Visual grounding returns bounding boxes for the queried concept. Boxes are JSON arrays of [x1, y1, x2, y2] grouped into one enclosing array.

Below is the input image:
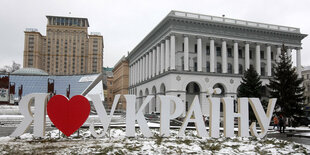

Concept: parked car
[[144, 113, 160, 122]]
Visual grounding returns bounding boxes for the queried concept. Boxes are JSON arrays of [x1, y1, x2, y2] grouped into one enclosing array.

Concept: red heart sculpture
[[47, 95, 90, 137]]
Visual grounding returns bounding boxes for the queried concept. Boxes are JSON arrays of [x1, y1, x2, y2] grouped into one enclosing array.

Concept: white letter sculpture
[[222, 97, 249, 137], [159, 95, 184, 137], [178, 96, 208, 137], [89, 94, 120, 138], [208, 97, 221, 138], [10, 93, 49, 138], [249, 98, 277, 138], [124, 95, 153, 137]]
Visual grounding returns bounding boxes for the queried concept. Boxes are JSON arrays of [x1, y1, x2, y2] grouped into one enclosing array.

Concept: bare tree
[[0, 61, 21, 73]]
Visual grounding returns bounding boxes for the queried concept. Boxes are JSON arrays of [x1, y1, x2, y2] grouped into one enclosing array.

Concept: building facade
[[103, 67, 114, 108], [106, 76, 114, 108], [112, 56, 129, 110], [302, 66, 310, 114], [23, 16, 103, 75], [127, 11, 307, 116]]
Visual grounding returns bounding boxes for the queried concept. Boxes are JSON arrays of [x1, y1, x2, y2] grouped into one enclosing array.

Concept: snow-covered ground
[[0, 128, 309, 154]]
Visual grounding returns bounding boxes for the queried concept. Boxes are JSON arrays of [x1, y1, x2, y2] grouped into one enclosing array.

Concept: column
[[132, 66, 134, 85], [287, 48, 291, 57], [130, 66, 132, 86], [146, 54, 149, 80], [210, 38, 215, 72], [197, 37, 202, 72], [137, 62, 139, 83], [135, 61, 137, 83], [266, 45, 271, 76], [152, 49, 156, 77], [165, 38, 170, 71], [233, 41, 239, 74], [296, 48, 302, 78], [276, 46, 281, 63], [170, 35, 176, 70], [184, 35, 189, 71], [133, 63, 136, 85], [140, 59, 143, 82], [255, 44, 261, 75], [131, 64, 133, 85], [245, 43, 250, 70], [129, 66, 131, 86], [156, 45, 160, 75], [222, 40, 227, 73], [142, 56, 145, 81], [137, 60, 140, 83], [160, 42, 165, 73], [149, 51, 152, 79]]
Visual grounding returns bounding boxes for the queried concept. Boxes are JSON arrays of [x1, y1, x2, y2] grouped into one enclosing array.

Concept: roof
[[46, 15, 89, 27], [9, 74, 102, 99], [113, 56, 127, 70], [12, 68, 48, 76], [169, 10, 301, 33], [302, 66, 310, 71], [127, 10, 307, 62], [103, 67, 114, 71]]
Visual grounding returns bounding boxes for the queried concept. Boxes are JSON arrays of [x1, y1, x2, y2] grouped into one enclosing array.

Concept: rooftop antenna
[[222, 14, 225, 18]]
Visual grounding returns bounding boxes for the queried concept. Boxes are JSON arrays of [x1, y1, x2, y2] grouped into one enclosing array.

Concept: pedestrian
[[279, 115, 285, 133], [273, 115, 279, 130]]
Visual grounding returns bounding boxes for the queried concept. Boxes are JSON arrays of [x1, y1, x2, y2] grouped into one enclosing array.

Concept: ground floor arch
[[185, 82, 201, 112]]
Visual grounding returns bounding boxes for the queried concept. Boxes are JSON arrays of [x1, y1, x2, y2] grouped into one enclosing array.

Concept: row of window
[[180, 61, 272, 76], [50, 17, 86, 27], [182, 44, 274, 60]]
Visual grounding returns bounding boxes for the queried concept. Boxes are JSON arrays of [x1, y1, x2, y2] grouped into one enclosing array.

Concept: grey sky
[[1, 0, 309, 69]]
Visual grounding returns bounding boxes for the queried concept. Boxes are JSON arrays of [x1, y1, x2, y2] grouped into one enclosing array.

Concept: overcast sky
[[1, 0, 310, 69]]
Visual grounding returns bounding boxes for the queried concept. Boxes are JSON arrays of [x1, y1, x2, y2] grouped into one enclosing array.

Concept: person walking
[[279, 115, 285, 133], [273, 115, 279, 130]]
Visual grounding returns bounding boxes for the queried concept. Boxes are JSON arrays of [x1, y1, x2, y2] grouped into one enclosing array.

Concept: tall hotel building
[[23, 16, 103, 75], [127, 11, 307, 115]]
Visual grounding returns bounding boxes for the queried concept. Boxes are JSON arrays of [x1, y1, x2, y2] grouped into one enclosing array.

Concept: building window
[[216, 47, 221, 56], [206, 46, 210, 55], [261, 51, 265, 59], [228, 63, 233, 74], [217, 63, 222, 73], [206, 61, 210, 72], [181, 57, 184, 70], [239, 64, 243, 74], [250, 50, 253, 59], [227, 48, 232, 57], [261, 67, 265, 76], [307, 74, 309, 79], [194, 44, 197, 53], [238, 49, 242, 58], [194, 62, 197, 71], [271, 51, 274, 60], [182, 43, 184, 51]]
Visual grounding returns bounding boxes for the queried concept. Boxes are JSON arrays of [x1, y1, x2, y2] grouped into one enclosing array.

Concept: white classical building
[[127, 11, 307, 116]]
